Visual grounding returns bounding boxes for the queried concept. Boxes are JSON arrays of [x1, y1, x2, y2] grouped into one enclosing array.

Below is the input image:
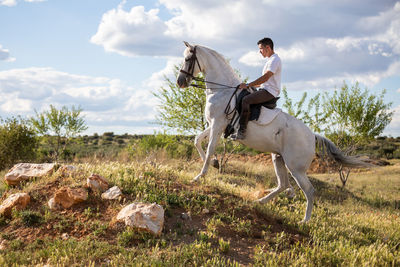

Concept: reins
[[190, 77, 238, 90], [179, 45, 238, 90], [179, 45, 242, 136]]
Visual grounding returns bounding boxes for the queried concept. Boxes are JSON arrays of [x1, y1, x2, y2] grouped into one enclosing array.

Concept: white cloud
[[160, 0, 255, 41], [383, 104, 400, 137], [239, 51, 263, 67], [92, 1, 400, 86], [0, 45, 15, 62], [0, 0, 16, 6], [0, 67, 158, 132], [276, 47, 306, 62], [391, 105, 400, 127], [1, 0, 45, 6], [285, 60, 400, 91], [239, 46, 306, 67], [142, 57, 182, 89], [91, 5, 173, 57], [0, 93, 32, 112]]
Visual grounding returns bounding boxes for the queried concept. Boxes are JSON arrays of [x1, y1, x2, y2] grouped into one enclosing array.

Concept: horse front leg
[[193, 124, 224, 182], [194, 126, 211, 162]]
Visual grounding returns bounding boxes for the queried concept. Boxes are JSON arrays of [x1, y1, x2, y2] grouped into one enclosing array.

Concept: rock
[[57, 165, 78, 177], [4, 163, 55, 186], [47, 197, 61, 210], [101, 186, 122, 200], [0, 193, 30, 217], [49, 187, 88, 209], [61, 233, 69, 240], [87, 174, 109, 192], [0, 240, 7, 250], [116, 202, 164, 235], [181, 212, 191, 220], [202, 208, 210, 214]]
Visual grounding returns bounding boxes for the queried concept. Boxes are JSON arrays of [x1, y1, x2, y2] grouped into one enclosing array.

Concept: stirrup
[[231, 129, 246, 140]]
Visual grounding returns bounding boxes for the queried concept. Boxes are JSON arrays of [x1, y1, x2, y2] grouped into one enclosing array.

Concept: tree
[[153, 66, 207, 135], [323, 82, 393, 187], [323, 82, 393, 150], [0, 117, 37, 171], [30, 105, 88, 162], [282, 87, 328, 133]]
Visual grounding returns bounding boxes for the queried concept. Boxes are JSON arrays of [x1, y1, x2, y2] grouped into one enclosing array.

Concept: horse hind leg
[[258, 153, 293, 203], [287, 166, 315, 223]]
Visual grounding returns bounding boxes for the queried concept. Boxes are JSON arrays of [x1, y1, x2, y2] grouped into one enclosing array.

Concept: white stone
[[48, 197, 61, 210], [50, 187, 88, 209], [202, 208, 210, 214], [87, 174, 109, 192], [4, 163, 55, 186], [116, 202, 164, 235], [101, 186, 122, 200], [0, 240, 7, 251], [61, 233, 69, 240], [0, 193, 30, 217], [57, 165, 78, 177]]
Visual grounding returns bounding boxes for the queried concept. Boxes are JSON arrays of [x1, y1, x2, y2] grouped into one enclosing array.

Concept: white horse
[[177, 42, 368, 223]]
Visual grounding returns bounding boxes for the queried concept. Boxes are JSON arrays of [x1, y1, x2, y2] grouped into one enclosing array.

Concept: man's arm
[[239, 71, 274, 89]]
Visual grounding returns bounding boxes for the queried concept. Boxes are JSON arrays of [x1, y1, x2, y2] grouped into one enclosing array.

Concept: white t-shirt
[[260, 53, 281, 97]]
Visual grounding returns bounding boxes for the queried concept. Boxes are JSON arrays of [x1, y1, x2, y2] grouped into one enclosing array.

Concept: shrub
[[117, 229, 154, 247], [128, 133, 195, 159], [18, 210, 43, 227], [218, 238, 230, 254], [0, 117, 37, 171]]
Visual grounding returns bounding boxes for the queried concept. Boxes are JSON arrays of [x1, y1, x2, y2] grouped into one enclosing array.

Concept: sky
[[0, 0, 399, 137]]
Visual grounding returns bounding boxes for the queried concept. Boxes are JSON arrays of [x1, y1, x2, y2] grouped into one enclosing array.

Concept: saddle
[[224, 89, 279, 138]]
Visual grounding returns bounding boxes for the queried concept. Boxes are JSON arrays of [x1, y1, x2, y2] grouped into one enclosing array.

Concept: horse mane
[[197, 45, 241, 81]]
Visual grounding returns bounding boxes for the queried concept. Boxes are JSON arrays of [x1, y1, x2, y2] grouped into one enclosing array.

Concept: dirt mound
[[225, 153, 331, 173], [0, 168, 307, 266]]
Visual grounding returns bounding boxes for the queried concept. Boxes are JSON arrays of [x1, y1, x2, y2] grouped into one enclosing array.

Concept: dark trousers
[[239, 89, 275, 130]]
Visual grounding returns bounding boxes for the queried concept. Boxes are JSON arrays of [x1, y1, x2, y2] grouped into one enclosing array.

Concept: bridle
[[179, 46, 202, 79], [179, 45, 241, 126], [179, 46, 238, 90]]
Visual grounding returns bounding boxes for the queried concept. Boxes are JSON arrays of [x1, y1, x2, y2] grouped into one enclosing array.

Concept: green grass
[[0, 158, 399, 266]]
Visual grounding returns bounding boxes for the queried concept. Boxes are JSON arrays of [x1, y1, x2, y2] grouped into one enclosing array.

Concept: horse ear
[[183, 41, 192, 48]]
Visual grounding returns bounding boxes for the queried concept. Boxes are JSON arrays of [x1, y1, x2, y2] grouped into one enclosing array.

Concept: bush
[[18, 210, 43, 227], [128, 133, 195, 159], [0, 117, 37, 171]]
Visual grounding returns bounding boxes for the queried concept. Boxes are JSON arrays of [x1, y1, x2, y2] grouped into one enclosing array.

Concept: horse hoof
[[286, 188, 296, 199], [192, 175, 202, 183], [256, 197, 267, 204], [298, 219, 309, 224]]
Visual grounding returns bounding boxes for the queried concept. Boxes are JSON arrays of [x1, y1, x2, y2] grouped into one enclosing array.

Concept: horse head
[[177, 41, 203, 88]]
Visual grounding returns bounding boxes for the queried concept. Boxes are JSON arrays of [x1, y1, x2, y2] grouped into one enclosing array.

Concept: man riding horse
[[233, 37, 281, 140]]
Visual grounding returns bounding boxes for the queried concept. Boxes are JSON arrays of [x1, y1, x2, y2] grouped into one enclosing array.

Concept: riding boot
[[232, 110, 250, 140]]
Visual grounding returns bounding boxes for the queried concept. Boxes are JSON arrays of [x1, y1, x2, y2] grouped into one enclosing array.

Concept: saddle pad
[[252, 107, 282, 126]]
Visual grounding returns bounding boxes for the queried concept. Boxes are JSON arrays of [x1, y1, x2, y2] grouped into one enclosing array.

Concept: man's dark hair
[[257, 37, 274, 50]]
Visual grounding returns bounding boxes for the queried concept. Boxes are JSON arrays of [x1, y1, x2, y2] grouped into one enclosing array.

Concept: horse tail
[[314, 134, 372, 168]]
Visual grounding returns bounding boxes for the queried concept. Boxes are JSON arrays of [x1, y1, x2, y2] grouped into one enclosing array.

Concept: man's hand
[[239, 83, 248, 89]]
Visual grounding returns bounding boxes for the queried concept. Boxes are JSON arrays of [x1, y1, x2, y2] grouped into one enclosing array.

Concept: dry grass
[[0, 157, 399, 266]]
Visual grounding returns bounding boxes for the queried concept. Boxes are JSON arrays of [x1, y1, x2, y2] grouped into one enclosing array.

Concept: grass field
[[0, 157, 399, 266]]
